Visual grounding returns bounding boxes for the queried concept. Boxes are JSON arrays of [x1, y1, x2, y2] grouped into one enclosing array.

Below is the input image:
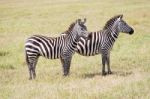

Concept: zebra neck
[[108, 28, 119, 40], [65, 31, 79, 48]]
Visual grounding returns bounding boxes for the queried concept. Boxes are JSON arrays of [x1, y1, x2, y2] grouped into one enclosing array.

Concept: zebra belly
[[77, 48, 101, 56], [77, 51, 100, 56]]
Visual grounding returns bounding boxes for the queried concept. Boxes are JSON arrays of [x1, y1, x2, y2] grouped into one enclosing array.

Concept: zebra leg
[[102, 54, 107, 76], [26, 53, 32, 80], [32, 57, 39, 79], [106, 55, 112, 74], [61, 57, 72, 76], [27, 56, 39, 80], [28, 62, 34, 80]]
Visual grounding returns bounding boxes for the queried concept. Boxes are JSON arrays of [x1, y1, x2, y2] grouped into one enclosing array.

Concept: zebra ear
[[119, 14, 123, 19], [118, 15, 123, 21], [83, 18, 86, 24], [76, 19, 81, 24]]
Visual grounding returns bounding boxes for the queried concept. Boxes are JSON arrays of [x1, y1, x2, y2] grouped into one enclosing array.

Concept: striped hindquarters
[[25, 35, 64, 59]]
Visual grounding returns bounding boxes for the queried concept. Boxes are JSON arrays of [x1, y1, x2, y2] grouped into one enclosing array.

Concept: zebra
[[25, 18, 89, 80], [76, 15, 134, 75]]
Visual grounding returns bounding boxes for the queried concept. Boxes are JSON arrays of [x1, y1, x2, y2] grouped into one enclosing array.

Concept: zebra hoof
[[29, 77, 32, 80], [102, 72, 107, 76], [108, 71, 112, 74], [63, 73, 69, 76], [33, 75, 36, 79]]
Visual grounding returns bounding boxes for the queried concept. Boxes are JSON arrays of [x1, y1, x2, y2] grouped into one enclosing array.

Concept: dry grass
[[0, 0, 150, 99]]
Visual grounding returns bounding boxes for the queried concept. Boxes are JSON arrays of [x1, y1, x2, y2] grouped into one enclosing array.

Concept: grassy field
[[0, 0, 150, 99]]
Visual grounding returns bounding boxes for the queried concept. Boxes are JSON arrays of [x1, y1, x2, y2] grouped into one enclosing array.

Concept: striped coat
[[76, 15, 134, 75], [25, 19, 88, 79]]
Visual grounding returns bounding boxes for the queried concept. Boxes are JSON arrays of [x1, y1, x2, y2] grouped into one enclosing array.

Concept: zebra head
[[116, 15, 134, 35], [72, 18, 89, 39]]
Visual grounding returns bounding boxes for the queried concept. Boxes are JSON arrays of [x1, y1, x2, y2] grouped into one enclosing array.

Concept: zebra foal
[[25, 19, 88, 80], [76, 15, 134, 75]]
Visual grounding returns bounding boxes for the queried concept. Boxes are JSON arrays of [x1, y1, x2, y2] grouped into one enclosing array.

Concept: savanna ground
[[0, 0, 150, 99]]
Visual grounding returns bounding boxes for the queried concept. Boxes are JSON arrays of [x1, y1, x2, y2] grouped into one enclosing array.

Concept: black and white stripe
[[76, 15, 134, 75], [25, 19, 88, 80], [25, 35, 64, 59]]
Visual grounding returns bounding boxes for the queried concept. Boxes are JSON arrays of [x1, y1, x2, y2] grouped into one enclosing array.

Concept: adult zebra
[[25, 19, 89, 80], [76, 15, 134, 75]]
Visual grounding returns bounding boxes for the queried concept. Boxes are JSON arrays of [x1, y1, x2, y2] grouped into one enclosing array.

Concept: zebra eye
[[81, 27, 84, 30]]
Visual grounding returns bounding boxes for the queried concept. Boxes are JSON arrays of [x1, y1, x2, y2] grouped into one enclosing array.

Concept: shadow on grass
[[82, 73, 101, 78], [82, 71, 133, 78], [113, 71, 133, 76]]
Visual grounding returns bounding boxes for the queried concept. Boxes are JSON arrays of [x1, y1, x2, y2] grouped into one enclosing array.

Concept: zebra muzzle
[[129, 28, 134, 35]]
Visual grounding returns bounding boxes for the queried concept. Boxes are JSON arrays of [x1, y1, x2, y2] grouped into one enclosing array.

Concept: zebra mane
[[103, 15, 123, 30], [64, 22, 76, 35]]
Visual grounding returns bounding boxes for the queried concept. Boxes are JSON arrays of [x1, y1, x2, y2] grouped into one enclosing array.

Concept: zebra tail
[[25, 50, 29, 65]]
